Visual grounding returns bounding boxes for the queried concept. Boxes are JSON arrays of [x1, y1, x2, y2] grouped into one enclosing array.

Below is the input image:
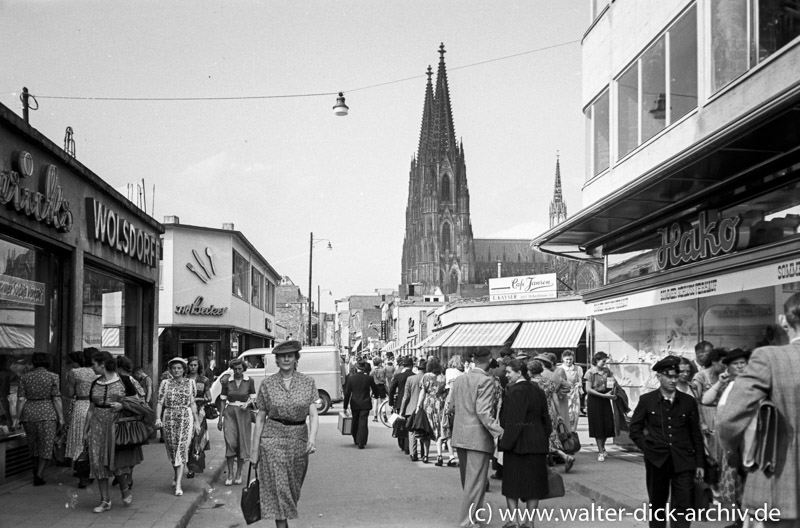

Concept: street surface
[[191, 410, 733, 528]]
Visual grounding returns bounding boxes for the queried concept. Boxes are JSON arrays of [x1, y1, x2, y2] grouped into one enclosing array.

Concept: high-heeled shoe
[[92, 501, 111, 513], [435, 456, 444, 466], [422, 455, 429, 463], [121, 487, 133, 506]]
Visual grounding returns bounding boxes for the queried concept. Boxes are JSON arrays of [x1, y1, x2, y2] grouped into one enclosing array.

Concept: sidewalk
[[560, 417, 648, 512], [0, 421, 227, 528]]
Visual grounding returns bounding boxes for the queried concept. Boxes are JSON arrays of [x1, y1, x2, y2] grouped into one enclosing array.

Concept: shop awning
[[382, 340, 397, 353], [511, 320, 586, 349], [352, 340, 362, 353], [440, 322, 521, 348], [418, 326, 459, 349], [0, 325, 34, 349], [396, 336, 418, 354]]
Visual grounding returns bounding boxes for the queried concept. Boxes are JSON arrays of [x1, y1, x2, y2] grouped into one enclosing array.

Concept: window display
[[82, 268, 141, 357]]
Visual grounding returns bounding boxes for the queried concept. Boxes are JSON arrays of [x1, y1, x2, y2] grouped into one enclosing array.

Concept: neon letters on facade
[[656, 211, 740, 270]]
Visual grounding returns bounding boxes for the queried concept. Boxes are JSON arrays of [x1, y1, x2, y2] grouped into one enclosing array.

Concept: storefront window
[[617, 64, 639, 159], [232, 250, 249, 300], [670, 6, 698, 121], [0, 236, 61, 429], [82, 268, 141, 357], [252, 268, 264, 309]]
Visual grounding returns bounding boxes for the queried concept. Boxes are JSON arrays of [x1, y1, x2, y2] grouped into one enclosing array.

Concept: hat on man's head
[[356, 359, 368, 370], [533, 354, 552, 368], [473, 347, 492, 360], [499, 347, 514, 358], [722, 348, 751, 365], [516, 351, 530, 360], [272, 340, 302, 355], [401, 356, 414, 367], [652, 355, 681, 374]]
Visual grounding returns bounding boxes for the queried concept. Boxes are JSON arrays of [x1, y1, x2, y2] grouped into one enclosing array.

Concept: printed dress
[[159, 377, 196, 466], [420, 372, 446, 441], [560, 364, 584, 433], [19, 367, 60, 459], [531, 375, 564, 452], [256, 372, 317, 520], [87, 377, 143, 479], [65, 366, 97, 459]]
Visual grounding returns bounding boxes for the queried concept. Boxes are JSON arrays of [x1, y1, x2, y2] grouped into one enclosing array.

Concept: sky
[[1, 0, 589, 314]]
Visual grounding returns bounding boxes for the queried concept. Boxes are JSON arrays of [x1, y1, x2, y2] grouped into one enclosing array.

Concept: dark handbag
[[544, 467, 565, 499], [411, 409, 434, 437], [556, 419, 581, 455], [115, 415, 149, 448], [704, 455, 720, 485], [53, 426, 67, 463], [392, 415, 407, 439], [187, 446, 206, 473], [240, 464, 261, 525], [75, 447, 90, 479], [204, 403, 220, 420]]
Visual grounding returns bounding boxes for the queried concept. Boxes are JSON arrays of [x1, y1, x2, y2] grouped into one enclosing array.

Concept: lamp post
[[307, 232, 332, 346]]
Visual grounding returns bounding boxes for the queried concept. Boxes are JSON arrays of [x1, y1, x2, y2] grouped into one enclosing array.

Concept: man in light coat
[[400, 358, 426, 461], [448, 347, 503, 528], [718, 292, 800, 527]]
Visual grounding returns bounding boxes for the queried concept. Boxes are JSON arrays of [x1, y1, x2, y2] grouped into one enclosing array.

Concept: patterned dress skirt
[[66, 400, 90, 460], [87, 407, 143, 479], [23, 420, 57, 459], [164, 406, 193, 466], [258, 424, 309, 520]]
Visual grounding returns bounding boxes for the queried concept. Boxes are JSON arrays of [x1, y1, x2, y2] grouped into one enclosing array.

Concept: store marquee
[[590, 256, 800, 315]]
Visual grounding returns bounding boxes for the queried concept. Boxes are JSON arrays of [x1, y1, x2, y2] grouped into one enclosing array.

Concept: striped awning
[[382, 340, 397, 352], [418, 326, 459, 349], [511, 320, 586, 349], [352, 339, 362, 352], [397, 336, 418, 354], [440, 322, 520, 348]]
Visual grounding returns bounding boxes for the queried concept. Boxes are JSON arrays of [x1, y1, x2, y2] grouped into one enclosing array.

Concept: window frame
[[232, 249, 250, 301], [251, 267, 264, 309]]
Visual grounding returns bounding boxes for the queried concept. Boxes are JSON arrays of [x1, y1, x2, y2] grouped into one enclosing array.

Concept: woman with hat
[[218, 357, 256, 486], [251, 340, 320, 527], [583, 351, 616, 461], [155, 357, 201, 496]]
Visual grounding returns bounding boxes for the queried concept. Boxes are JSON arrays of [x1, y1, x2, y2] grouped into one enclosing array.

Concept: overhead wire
[[30, 39, 580, 102]]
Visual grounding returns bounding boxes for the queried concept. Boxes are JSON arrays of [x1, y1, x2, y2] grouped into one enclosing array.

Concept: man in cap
[[343, 359, 379, 449], [448, 347, 503, 528], [629, 355, 704, 528]]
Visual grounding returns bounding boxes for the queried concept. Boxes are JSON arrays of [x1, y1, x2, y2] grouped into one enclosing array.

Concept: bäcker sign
[[175, 296, 228, 316], [656, 211, 740, 271], [489, 273, 557, 302], [87, 198, 159, 267]]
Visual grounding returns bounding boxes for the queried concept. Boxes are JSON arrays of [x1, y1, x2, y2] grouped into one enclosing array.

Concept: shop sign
[[590, 256, 800, 315], [0, 274, 46, 306], [174, 296, 228, 316], [0, 151, 73, 232], [87, 198, 159, 267], [656, 211, 740, 271], [489, 273, 557, 302]]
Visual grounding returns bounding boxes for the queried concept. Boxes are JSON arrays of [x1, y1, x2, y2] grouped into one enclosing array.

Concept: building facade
[[276, 276, 308, 345], [535, 0, 800, 408], [158, 219, 279, 377], [0, 104, 162, 484]]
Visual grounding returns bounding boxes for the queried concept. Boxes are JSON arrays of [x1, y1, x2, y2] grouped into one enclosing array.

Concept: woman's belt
[[269, 417, 306, 426], [75, 396, 90, 401], [25, 397, 52, 401]]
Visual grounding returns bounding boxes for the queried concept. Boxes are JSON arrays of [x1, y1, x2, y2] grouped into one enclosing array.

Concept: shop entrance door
[[181, 341, 220, 377]]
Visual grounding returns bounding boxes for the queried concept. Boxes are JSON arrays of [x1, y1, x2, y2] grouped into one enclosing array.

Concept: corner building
[[535, 0, 800, 408]]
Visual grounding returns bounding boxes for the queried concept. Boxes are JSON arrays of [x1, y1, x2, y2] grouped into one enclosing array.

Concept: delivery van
[[209, 346, 343, 414]]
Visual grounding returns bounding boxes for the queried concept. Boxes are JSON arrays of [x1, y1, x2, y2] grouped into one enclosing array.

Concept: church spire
[[417, 65, 435, 159], [549, 151, 568, 228], [433, 43, 457, 158]]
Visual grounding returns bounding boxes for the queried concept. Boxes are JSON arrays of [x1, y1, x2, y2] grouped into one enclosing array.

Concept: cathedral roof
[[473, 239, 546, 264]]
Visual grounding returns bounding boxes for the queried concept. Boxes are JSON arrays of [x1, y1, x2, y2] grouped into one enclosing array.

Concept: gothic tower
[[401, 44, 475, 297], [549, 153, 568, 229]]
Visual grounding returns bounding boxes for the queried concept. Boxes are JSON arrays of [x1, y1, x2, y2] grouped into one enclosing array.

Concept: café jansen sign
[[656, 211, 741, 271], [489, 273, 557, 302]]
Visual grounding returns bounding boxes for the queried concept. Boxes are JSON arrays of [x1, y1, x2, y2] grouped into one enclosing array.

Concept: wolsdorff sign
[[656, 211, 740, 271], [175, 296, 228, 316]]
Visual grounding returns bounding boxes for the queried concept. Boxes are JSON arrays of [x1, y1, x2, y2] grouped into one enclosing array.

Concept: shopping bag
[[543, 467, 565, 499], [337, 411, 352, 435], [387, 412, 400, 427], [240, 464, 261, 525], [556, 420, 581, 455]]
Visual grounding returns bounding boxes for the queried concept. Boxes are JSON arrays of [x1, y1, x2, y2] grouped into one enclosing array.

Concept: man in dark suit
[[343, 360, 379, 449], [400, 358, 427, 461], [629, 356, 705, 528], [389, 356, 414, 453]]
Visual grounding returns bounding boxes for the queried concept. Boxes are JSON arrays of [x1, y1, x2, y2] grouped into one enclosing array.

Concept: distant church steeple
[[401, 43, 475, 297], [549, 152, 568, 228]]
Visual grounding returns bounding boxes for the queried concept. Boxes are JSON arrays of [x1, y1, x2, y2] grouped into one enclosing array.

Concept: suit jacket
[[400, 372, 423, 417], [390, 369, 413, 411], [448, 367, 503, 453], [629, 389, 704, 473], [343, 372, 378, 411], [717, 344, 800, 518], [499, 380, 551, 455]]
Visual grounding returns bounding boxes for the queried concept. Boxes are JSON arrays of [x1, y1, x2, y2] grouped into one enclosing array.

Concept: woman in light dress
[[557, 350, 583, 432]]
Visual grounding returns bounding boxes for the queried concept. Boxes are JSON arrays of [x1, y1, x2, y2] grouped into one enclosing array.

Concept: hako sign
[[489, 273, 557, 302], [656, 211, 740, 271]]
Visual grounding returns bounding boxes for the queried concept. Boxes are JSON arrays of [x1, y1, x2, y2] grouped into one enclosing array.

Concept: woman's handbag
[[411, 409, 434, 437], [556, 419, 581, 455], [240, 464, 261, 525], [75, 447, 90, 479], [203, 403, 220, 420], [115, 415, 150, 448], [53, 426, 67, 463], [704, 454, 721, 485], [544, 467, 566, 499]]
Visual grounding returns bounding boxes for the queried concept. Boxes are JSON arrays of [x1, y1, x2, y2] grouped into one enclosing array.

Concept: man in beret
[[343, 359, 379, 449], [448, 347, 503, 528], [629, 355, 704, 528]]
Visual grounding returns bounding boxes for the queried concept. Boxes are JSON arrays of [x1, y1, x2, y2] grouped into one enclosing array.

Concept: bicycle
[[377, 399, 393, 428]]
